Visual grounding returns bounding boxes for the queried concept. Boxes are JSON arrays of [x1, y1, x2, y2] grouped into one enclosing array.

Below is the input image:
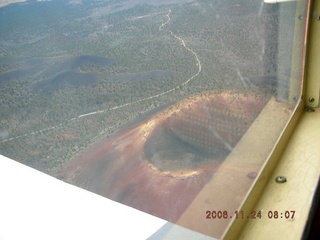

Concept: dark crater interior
[[144, 93, 268, 172]]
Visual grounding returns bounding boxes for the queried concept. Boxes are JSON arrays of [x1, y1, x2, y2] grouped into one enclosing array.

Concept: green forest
[[0, 0, 289, 176]]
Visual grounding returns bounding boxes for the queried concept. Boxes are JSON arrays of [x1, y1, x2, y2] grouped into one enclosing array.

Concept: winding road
[[1, 9, 202, 143]]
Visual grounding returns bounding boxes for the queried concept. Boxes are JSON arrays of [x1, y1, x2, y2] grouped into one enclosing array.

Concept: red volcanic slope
[[60, 90, 269, 222]]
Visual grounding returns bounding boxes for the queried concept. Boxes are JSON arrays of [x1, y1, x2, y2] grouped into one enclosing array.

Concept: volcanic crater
[[61, 90, 269, 222], [144, 92, 263, 173]]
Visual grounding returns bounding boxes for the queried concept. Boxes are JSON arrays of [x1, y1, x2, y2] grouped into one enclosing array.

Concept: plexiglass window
[[0, 0, 308, 238]]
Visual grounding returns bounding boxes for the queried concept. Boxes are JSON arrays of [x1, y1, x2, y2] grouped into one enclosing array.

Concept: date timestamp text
[[206, 210, 295, 220]]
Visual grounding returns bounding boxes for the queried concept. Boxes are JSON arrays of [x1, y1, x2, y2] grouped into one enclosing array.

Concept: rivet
[[298, 15, 303, 20], [317, 15, 320, 21], [309, 97, 315, 103], [306, 107, 315, 112], [275, 176, 287, 183]]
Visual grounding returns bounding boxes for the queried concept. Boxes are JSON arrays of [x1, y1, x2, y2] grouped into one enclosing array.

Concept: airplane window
[[0, 0, 308, 238]]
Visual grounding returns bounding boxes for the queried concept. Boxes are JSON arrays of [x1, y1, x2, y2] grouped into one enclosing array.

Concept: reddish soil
[[60, 90, 269, 222]]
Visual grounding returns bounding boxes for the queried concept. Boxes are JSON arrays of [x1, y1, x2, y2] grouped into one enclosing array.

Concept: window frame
[[223, 0, 319, 238]]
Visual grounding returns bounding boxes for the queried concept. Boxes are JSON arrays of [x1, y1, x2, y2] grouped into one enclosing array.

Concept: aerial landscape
[[0, 0, 299, 237]]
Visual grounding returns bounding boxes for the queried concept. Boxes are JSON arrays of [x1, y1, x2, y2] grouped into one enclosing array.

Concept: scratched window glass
[[0, 0, 308, 238]]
